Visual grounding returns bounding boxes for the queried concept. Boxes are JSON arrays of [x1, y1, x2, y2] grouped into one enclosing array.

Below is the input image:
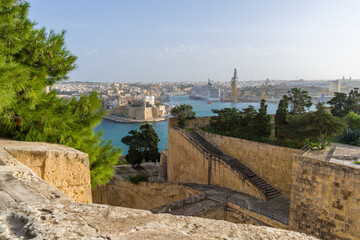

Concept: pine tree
[[170, 104, 196, 128], [0, 0, 121, 188], [122, 124, 160, 167], [327, 92, 348, 117], [287, 88, 312, 114]]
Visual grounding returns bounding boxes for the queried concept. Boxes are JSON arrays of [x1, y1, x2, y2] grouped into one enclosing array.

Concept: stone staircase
[[186, 131, 281, 200]]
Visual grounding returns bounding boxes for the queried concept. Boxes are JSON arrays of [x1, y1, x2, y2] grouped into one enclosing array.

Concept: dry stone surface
[[0, 141, 318, 240]]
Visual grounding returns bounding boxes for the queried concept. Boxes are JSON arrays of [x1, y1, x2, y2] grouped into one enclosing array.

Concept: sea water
[[95, 95, 284, 154]]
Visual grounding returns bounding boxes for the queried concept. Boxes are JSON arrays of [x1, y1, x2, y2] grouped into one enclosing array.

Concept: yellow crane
[[231, 69, 239, 101], [260, 78, 270, 100]]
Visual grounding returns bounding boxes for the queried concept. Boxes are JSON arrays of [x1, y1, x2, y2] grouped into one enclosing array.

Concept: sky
[[28, 0, 360, 82]]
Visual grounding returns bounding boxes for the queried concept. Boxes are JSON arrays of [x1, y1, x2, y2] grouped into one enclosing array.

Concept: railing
[[297, 143, 310, 155], [227, 195, 289, 225]]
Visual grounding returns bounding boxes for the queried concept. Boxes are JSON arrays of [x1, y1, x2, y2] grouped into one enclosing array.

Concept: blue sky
[[28, 0, 360, 82]]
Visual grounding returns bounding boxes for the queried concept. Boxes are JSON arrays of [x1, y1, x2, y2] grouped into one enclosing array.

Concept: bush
[[125, 172, 149, 184], [339, 128, 360, 146]]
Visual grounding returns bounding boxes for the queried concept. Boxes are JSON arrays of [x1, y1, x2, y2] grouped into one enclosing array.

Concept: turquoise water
[[95, 95, 283, 154]]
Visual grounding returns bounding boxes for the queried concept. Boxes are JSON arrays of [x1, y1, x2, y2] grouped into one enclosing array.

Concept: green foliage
[[275, 95, 289, 140], [339, 128, 360, 145], [286, 103, 345, 147], [121, 124, 160, 167], [328, 88, 360, 117], [255, 99, 271, 138], [0, 1, 121, 188], [338, 111, 360, 146], [208, 100, 271, 140], [346, 111, 360, 129], [287, 88, 312, 114], [125, 172, 149, 184], [170, 104, 196, 128], [327, 92, 348, 117]]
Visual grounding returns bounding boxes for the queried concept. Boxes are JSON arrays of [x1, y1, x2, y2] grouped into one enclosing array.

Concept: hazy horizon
[[28, 0, 360, 82]]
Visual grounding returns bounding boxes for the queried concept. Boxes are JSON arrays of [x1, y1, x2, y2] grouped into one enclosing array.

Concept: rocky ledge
[[0, 143, 317, 240]]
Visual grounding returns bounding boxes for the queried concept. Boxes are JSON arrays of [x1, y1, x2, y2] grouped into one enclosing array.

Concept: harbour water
[[96, 95, 281, 154]]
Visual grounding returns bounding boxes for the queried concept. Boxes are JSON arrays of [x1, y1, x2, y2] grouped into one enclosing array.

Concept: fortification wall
[[92, 175, 200, 210], [0, 143, 318, 239], [0, 139, 91, 203], [144, 107, 154, 120], [128, 106, 145, 120], [290, 155, 360, 240], [168, 116, 211, 129], [197, 131, 298, 196], [167, 128, 266, 200]]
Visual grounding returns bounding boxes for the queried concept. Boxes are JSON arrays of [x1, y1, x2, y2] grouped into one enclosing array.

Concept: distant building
[[330, 80, 341, 95]]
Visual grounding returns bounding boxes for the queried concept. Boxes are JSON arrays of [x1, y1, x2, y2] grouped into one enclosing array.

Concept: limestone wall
[[196, 204, 227, 220], [0, 139, 91, 203], [167, 128, 267, 200], [227, 203, 289, 230], [290, 155, 360, 240], [158, 150, 168, 181], [92, 175, 200, 210], [0, 144, 319, 239], [129, 106, 145, 120], [144, 106, 154, 120], [168, 116, 211, 129], [197, 130, 298, 196]]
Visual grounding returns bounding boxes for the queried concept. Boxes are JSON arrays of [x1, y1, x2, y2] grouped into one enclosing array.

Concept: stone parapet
[[0, 139, 91, 203], [290, 154, 360, 240], [92, 175, 200, 210], [0, 146, 317, 239]]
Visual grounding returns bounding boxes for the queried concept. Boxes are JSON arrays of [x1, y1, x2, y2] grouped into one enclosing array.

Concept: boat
[[189, 79, 220, 101], [207, 101, 213, 104], [189, 94, 201, 100], [220, 98, 232, 102]]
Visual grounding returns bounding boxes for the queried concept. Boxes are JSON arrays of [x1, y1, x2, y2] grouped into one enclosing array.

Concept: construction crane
[[230, 69, 239, 101], [260, 78, 270, 100]]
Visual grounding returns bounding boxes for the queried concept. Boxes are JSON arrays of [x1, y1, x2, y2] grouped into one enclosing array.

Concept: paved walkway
[[183, 183, 290, 225]]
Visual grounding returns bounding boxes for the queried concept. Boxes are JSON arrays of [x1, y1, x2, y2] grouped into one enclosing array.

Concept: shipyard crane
[[230, 69, 239, 101], [260, 78, 270, 100]]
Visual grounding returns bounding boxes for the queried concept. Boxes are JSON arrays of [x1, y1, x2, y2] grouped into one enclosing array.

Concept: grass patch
[[183, 128, 193, 132]]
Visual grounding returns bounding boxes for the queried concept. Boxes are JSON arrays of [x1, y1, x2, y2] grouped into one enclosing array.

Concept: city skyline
[[28, 0, 360, 82]]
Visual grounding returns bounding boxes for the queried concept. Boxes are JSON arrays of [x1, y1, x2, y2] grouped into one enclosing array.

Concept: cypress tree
[[255, 99, 271, 138], [275, 95, 289, 140]]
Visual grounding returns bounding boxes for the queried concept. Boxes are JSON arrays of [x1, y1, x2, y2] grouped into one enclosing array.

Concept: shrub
[[125, 172, 149, 184]]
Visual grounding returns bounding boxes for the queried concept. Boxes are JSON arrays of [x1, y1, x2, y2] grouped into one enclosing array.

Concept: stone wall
[[290, 155, 360, 240], [227, 203, 289, 229], [168, 116, 211, 129], [129, 106, 145, 120], [0, 143, 319, 239], [0, 139, 91, 203], [92, 175, 200, 210], [158, 150, 168, 181], [144, 106, 154, 120], [196, 204, 227, 220], [167, 128, 267, 200], [197, 130, 298, 196]]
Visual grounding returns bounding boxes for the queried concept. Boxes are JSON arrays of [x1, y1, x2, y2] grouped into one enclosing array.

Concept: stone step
[[185, 130, 282, 200]]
